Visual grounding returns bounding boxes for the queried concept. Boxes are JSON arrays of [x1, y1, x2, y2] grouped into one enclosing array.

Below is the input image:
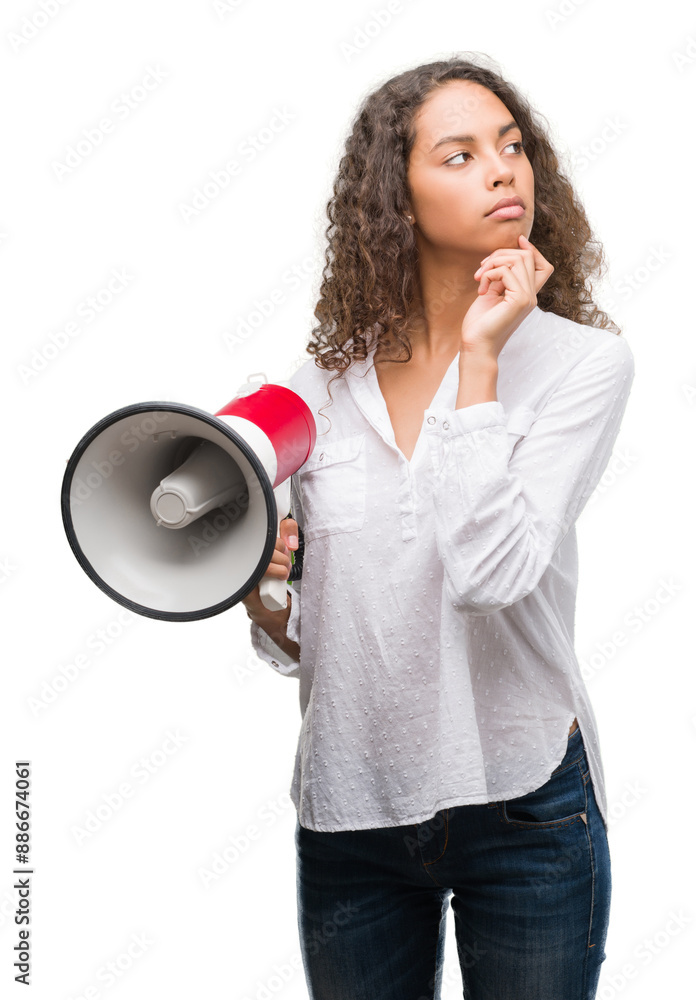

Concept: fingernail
[[289, 535, 298, 548]]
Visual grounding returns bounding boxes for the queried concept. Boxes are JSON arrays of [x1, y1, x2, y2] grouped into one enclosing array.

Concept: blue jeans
[[295, 724, 611, 999]]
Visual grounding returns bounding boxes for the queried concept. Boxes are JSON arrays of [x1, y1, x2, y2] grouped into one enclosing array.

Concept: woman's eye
[[444, 140, 525, 166], [444, 151, 471, 166]]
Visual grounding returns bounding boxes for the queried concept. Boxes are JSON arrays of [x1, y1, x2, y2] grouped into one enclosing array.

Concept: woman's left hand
[[461, 234, 554, 359]]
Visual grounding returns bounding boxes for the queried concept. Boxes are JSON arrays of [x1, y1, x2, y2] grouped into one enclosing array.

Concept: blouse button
[[427, 416, 436, 425], [443, 421, 450, 430], [318, 453, 324, 461]]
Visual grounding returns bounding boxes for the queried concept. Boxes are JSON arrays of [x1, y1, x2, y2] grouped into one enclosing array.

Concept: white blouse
[[250, 306, 635, 834]]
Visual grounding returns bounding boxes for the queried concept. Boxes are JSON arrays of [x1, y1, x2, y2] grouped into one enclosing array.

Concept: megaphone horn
[[61, 380, 315, 622]]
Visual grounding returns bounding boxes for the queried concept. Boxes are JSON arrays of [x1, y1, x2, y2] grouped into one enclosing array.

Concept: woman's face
[[406, 80, 535, 259]]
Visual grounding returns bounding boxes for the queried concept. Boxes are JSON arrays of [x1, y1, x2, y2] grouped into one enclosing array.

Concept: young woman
[[242, 54, 635, 1000]]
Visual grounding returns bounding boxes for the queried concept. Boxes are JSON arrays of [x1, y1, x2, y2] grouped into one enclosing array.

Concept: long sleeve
[[422, 333, 635, 616], [249, 582, 300, 676], [248, 474, 302, 677]]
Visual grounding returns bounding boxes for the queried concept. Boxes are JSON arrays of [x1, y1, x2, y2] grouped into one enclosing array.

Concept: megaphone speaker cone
[[61, 402, 281, 622]]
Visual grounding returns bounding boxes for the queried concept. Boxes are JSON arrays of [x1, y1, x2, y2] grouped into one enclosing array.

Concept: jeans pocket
[[499, 733, 590, 829]]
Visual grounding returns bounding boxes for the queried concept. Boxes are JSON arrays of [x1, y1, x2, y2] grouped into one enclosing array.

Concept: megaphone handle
[[258, 573, 288, 612], [258, 479, 292, 613]]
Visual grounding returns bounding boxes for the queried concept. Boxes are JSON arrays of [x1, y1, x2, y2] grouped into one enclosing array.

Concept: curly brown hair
[[305, 53, 621, 415]]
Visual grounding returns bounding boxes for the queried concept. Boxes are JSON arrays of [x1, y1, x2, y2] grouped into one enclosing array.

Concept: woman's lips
[[487, 205, 525, 220]]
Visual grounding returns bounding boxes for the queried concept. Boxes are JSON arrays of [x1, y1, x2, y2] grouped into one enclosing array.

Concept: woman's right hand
[[241, 517, 299, 619]]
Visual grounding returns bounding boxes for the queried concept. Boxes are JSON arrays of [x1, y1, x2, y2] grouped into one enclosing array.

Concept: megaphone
[[61, 374, 315, 622]]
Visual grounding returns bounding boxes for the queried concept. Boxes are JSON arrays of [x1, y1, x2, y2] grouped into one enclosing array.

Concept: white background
[[1, 1, 694, 998]]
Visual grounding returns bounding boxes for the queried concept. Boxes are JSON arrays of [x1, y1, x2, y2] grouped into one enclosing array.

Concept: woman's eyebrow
[[428, 120, 520, 154]]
